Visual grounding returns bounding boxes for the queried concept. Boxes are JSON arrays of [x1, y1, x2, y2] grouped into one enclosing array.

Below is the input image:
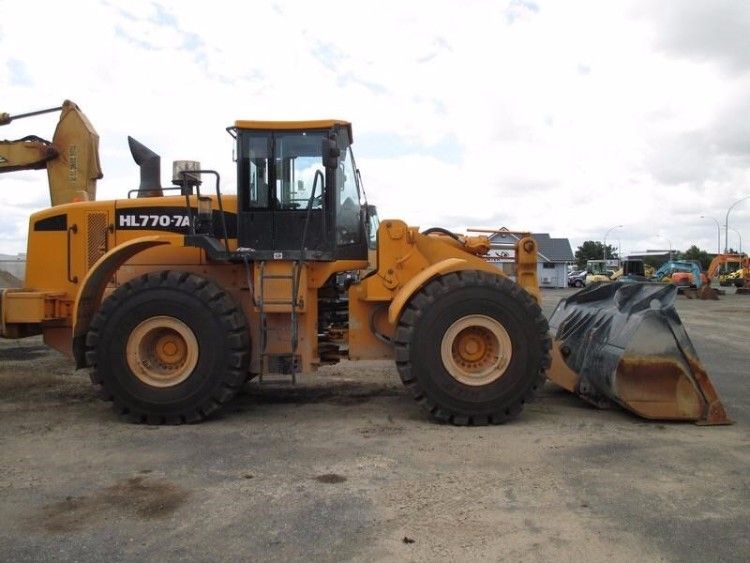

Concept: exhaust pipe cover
[[128, 136, 163, 197]]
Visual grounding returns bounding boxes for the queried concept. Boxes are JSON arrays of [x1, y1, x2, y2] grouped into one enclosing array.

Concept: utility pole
[[700, 215, 721, 256], [726, 226, 742, 254], [725, 196, 750, 253], [603, 225, 623, 262]]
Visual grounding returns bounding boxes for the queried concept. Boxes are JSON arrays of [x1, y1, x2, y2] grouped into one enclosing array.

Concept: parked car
[[568, 270, 586, 288]]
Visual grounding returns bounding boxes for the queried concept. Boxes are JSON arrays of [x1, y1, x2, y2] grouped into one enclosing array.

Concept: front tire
[[86, 271, 250, 424], [394, 271, 551, 425]]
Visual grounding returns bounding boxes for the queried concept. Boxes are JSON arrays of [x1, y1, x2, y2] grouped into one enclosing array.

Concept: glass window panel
[[244, 134, 269, 209], [336, 146, 361, 245], [275, 132, 325, 210]]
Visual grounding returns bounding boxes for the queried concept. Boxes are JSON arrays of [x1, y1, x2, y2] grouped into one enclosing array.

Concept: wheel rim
[[440, 314, 512, 386], [126, 316, 199, 388]]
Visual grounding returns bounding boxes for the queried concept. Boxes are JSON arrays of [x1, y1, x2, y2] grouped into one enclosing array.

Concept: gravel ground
[[0, 287, 748, 562]]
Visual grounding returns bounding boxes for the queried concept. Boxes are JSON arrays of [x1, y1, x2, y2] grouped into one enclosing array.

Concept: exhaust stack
[[128, 136, 163, 197]]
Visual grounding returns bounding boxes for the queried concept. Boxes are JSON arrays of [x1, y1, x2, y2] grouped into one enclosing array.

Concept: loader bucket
[[547, 282, 730, 425]]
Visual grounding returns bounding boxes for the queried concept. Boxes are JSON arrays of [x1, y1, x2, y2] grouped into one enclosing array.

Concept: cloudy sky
[[1, 0, 749, 257]]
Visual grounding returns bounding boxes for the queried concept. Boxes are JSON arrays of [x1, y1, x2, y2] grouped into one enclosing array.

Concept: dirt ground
[[0, 288, 748, 562]]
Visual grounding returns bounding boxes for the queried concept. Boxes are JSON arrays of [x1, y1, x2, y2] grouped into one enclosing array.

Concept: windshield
[[587, 261, 609, 275]]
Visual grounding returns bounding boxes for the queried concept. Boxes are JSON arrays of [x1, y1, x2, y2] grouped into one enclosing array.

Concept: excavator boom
[[707, 253, 749, 279], [1, 104, 63, 171], [0, 135, 58, 172], [0, 100, 102, 205]]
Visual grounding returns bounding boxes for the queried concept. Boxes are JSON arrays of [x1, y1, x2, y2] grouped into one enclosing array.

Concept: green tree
[[574, 241, 618, 269], [682, 245, 713, 270]]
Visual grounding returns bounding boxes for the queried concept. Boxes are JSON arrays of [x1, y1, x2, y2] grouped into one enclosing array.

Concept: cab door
[[237, 129, 333, 259]]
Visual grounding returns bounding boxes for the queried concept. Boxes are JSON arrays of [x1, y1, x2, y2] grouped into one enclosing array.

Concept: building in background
[[476, 228, 575, 288]]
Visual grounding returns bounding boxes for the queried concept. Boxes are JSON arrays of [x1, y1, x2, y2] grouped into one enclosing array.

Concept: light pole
[[658, 235, 673, 261], [725, 195, 750, 253], [700, 215, 721, 255], [603, 225, 623, 261], [725, 226, 742, 254]]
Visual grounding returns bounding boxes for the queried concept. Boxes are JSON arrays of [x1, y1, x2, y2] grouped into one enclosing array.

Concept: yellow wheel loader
[[584, 259, 615, 285], [0, 102, 730, 425]]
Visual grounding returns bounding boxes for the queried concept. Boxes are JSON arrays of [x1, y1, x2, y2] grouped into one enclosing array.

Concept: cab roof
[[233, 119, 352, 140]]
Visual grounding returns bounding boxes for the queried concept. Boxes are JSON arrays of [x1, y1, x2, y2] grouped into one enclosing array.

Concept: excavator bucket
[[547, 282, 731, 425]]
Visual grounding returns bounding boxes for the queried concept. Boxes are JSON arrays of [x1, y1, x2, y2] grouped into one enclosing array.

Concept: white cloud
[[1, 0, 749, 257]]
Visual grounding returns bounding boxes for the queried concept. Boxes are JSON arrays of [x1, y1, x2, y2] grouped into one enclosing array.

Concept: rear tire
[[394, 271, 551, 425], [86, 271, 250, 424]]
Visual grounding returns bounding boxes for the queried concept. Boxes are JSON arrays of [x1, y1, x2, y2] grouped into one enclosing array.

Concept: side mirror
[[321, 138, 340, 169]]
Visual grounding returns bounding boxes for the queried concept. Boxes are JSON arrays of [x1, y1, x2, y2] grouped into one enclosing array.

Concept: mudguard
[[71, 236, 172, 367]]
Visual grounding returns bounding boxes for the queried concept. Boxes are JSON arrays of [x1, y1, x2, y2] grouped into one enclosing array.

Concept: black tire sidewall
[[410, 283, 543, 417], [96, 285, 230, 416]]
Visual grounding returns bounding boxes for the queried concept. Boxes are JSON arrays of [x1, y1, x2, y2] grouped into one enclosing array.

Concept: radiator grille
[[87, 212, 108, 268]]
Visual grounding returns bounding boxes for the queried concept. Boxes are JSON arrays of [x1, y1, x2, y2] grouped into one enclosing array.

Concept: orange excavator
[[706, 254, 750, 294]]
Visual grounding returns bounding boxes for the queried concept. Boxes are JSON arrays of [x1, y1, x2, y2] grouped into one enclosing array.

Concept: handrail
[[66, 224, 78, 283], [127, 186, 185, 199], [180, 170, 230, 255], [299, 169, 324, 263]]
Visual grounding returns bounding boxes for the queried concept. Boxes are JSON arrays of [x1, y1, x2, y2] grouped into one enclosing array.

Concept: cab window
[[274, 132, 325, 210], [245, 134, 270, 209], [241, 130, 326, 210], [336, 146, 361, 245]]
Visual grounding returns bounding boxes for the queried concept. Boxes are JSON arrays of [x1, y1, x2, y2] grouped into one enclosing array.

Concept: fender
[[71, 235, 173, 367], [387, 257, 502, 325]]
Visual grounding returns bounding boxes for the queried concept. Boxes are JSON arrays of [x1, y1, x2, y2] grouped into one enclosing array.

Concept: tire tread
[[86, 271, 249, 424], [394, 270, 551, 426]]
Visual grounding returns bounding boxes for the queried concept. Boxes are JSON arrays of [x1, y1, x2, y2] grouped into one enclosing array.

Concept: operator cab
[[230, 120, 370, 261]]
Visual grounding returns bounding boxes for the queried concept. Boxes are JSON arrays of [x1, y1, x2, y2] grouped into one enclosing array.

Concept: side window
[[279, 155, 324, 210], [337, 147, 361, 245], [367, 206, 379, 250], [246, 135, 269, 208], [275, 134, 325, 210]]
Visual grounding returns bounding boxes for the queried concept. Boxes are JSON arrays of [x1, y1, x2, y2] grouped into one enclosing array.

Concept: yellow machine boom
[[1, 100, 102, 205]]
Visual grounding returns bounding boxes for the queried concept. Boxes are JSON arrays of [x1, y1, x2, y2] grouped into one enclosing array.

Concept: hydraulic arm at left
[[1, 104, 63, 171], [0, 100, 102, 205]]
